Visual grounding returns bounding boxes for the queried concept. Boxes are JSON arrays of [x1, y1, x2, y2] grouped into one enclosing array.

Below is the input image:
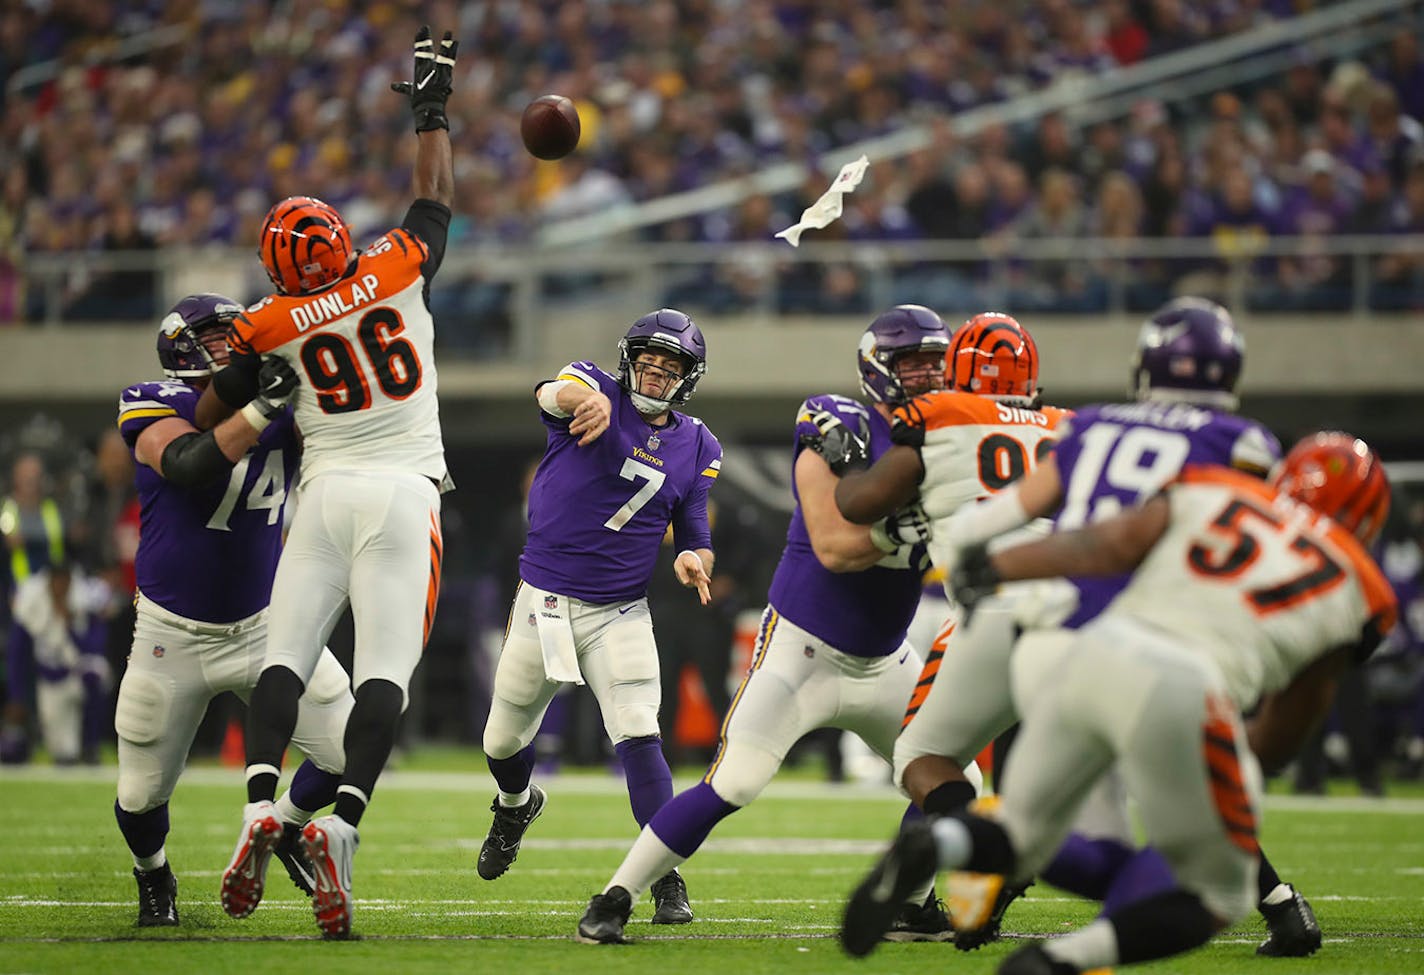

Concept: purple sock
[[648, 780, 739, 858], [1042, 834, 1135, 901], [487, 743, 536, 795], [114, 800, 169, 859], [290, 760, 340, 813], [1102, 847, 1178, 917], [615, 736, 674, 827]]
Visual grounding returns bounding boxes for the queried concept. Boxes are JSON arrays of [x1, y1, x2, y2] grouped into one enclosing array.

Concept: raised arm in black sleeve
[[402, 198, 452, 282]]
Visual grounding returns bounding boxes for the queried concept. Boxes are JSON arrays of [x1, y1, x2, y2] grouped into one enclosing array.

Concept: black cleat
[[134, 863, 179, 927], [955, 878, 1032, 951], [998, 942, 1082, 975], [1257, 887, 1322, 957], [839, 819, 939, 958], [577, 885, 634, 944], [275, 822, 316, 895], [650, 869, 693, 924], [477, 784, 546, 880], [884, 891, 953, 942]]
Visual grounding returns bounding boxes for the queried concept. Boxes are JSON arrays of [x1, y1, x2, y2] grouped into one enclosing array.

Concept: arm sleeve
[[159, 431, 236, 488], [671, 434, 721, 553], [211, 353, 261, 409], [402, 199, 452, 281]]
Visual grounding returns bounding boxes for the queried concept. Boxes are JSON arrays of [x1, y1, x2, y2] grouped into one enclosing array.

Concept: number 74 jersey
[[117, 381, 295, 623], [1108, 466, 1396, 709], [229, 227, 447, 484]]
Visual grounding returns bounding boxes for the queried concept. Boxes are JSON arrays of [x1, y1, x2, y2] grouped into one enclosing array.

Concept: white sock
[[499, 788, 531, 808], [607, 825, 684, 901], [1262, 882, 1294, 906], [273, 792, 312, 827], [134, 848, 167, 871], [930, 817, 973, 869], [1043, 919, 1120, 970]]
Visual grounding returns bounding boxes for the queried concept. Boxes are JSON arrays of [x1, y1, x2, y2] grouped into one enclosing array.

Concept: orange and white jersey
[[1108, 465, 1397, 708], [893, 391, 1071, 523], [229, 228, 446, 484]]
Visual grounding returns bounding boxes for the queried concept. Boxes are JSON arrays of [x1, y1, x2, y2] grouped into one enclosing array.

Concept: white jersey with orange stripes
[[229, 228, 446, 484], [1107, 466, 1397, 709], [892, 391, 1070, 577]]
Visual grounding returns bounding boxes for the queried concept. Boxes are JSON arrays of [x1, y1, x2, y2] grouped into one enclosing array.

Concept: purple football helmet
[[857, 304, 951, 406], [1132, 297, 1244, 409], [617, 308, 708, 411], [157, 293, 244, 381]]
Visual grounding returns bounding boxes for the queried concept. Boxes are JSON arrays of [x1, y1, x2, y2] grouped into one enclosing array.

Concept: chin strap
[[630, 391, 674, 416]]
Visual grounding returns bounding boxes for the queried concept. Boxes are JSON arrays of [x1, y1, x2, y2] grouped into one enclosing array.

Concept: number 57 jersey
[[1108, 465, 1397, 709], [229, 227, 447, 484], [118, 381, 297, 623]]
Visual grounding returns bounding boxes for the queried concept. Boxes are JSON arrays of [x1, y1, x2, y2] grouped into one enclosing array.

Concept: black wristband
[[414, 106, 449, 132], [160, 431, 234, 488]]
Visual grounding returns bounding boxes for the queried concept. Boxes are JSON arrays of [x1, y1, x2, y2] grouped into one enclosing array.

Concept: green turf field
[[2, 758, 1421, 975]]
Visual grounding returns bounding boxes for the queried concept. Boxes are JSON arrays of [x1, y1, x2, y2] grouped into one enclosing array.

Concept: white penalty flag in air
[[774, 154, 870, 247]]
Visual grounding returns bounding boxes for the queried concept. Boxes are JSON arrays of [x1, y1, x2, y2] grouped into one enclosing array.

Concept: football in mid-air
[[521, 95, 581, 160]]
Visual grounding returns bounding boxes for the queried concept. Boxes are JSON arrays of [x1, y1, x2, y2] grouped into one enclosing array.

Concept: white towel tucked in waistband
[[527, 584, 584, 685]]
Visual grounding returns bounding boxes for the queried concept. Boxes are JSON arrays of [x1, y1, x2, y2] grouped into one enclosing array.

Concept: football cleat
[[220, 801, 282, 919], [650, 868, 693, 924], [954, 877, 1033, 951], [302, 814, 360, 939], [133, 863, 179, 927], [839, 818, 939, 958], [275, 822, 316, 895], [577, 885, 634, 945], [477, 784, 546, 880], [884, 891, 953, 942], [1257, 887, 1322, 957]]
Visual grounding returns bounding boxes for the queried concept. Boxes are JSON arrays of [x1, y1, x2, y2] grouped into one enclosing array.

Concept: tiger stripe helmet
[[1274, 432, 1391, 546], [258, 196, 355, 295], [948, 312, 1039, 401]]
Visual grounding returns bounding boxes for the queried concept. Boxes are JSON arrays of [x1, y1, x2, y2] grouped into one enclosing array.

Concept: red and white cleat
[[220, 800, 282, 919], [302, 814, 360, 939]]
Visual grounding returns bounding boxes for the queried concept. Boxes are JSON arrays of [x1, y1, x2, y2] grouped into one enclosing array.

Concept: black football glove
[[391, 25, 458, 132], [249, 356, 301, 421], [799, 408, 869, 477], [948, 542, 1001, 625]]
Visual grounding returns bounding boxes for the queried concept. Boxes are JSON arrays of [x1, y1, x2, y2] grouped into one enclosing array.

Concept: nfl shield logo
[[646, 433, 661, 451], [803, 645, 815, 659], [544, 595, 558, 610], [152, 645, 165, 658], [527, 613, 536, 626]]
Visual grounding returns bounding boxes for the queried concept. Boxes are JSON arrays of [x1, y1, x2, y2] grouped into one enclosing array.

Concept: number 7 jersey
[[229, 227, 447, 484]]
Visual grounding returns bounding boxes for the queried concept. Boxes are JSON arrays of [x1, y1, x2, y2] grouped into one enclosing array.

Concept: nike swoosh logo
[[898, 650, 910, 664], [416, 73, 433, 90], [618, 606, 634, 615]]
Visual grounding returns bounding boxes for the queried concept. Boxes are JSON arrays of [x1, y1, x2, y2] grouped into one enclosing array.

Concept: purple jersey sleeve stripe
[[117, 407, 178, 428]]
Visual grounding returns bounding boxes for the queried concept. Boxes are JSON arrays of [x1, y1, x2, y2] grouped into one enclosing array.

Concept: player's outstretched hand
[[799, 408, 869, 476], [391, 24, 458, 132], [948, 543, 1000, 625], [674, 550, 712, 606], [569, 391, 613, 446]]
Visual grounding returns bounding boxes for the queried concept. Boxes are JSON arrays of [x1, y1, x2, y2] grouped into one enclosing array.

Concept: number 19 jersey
[[228, 227, 446, 484], [1051, 401, 1281, 627]]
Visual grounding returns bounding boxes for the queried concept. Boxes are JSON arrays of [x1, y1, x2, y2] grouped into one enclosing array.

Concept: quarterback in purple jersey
[[576, 305, 983, 945], [479, 309, 719, 923], [844, 298, 1322, 961], [111, 294, 353, 927]]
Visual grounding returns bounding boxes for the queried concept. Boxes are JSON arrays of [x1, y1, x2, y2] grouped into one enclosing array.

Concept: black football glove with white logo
[[391, 25, 458, 132]]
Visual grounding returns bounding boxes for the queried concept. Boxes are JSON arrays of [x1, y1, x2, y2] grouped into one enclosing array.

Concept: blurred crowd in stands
[[0, 1, 1421, 352]]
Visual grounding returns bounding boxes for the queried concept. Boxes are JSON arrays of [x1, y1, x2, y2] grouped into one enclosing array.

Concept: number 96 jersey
[[228, 227, 446, 484], [118, 381, 296, 623]]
